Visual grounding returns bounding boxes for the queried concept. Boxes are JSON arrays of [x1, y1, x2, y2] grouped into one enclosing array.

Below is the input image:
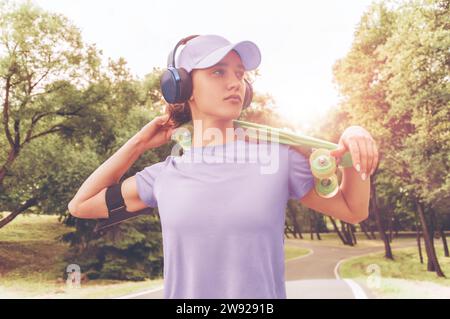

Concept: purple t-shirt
[[135, 139, 314, 299]]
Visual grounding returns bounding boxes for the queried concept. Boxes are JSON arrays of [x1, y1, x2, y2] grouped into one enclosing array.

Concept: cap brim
[[193, 41, 261, 71]]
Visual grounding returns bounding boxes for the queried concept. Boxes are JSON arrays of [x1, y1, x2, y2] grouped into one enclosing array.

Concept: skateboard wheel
[[309, 149, 336, 179], [314, 174, 339, 198]]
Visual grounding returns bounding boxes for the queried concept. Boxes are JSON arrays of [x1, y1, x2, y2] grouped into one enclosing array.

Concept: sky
[[32, 0, 375, 130]]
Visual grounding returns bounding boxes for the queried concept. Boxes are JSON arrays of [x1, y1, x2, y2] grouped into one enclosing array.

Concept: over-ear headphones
[[160, 35, 254, 108]]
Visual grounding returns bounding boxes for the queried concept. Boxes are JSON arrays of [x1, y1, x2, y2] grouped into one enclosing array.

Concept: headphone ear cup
[[177, 68, 193, 103], [160, 68, 178, 104], [160, 67, 193, 104], [243, 79, 253, 109]]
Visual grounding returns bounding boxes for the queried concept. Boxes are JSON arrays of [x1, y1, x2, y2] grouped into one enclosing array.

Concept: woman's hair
[[165, 101, 192, 128]]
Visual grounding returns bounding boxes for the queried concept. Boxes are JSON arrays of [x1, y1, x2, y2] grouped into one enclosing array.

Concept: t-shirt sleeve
[[288, 146, 315, 200], [135, 160, 167, 208]]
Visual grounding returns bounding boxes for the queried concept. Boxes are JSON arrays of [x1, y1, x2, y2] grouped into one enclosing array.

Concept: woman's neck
[[191, 118, 238, 147]]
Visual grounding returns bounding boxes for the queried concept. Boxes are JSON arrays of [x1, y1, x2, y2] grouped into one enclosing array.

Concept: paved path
[[118, 238, 416, 299], [283, 238, 415, 298]]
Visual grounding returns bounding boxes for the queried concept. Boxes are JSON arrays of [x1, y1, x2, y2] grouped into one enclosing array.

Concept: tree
[[0, 1, 141, 227], [377, 0, 449, 276], [333, 0, 449, 276]]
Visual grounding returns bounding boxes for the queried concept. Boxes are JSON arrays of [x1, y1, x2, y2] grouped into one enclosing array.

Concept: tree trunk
[[365, 215, 377, 239], [287, 201, 303, 239], [340, 221, 347, 244], [360, 221, 373, 240], [341, 221, 354, 246], [417, 232, 424, 264], [393, 213, 399, 238], [427, 212, 436, 271], [314, 214, 322, 240], [0, 197, 38, 228], [315, 229, 322, 240], [387, 210, 394, 243], [346, 223, 354, 246], [329, 217, 346, 245], [429, 209, 437, 247], [369, 220, 377, 239], [0, 134, 21, 187], [350, 224, 357, 245], [309, 213, 314, 240], [370, 177, 393, 259], [414, 212, 424, 264], [416, 201, 445, 277], [284, 225, 291, 239], [440, 227, 449, 258]]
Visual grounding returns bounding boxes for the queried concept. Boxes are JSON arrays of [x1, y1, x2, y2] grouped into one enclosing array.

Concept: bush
[[62, 212, 164, 281]]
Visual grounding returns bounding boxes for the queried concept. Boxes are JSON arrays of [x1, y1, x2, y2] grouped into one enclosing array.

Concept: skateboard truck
[[309, 148, 340, 198]]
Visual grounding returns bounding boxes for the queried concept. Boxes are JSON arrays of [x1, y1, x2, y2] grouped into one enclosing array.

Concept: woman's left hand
[[329, 126, 379, 180]]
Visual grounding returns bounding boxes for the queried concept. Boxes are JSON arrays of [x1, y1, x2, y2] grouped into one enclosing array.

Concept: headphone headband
[[167, 35, 199, 68]]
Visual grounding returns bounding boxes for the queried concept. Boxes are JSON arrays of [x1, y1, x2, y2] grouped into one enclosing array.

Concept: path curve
[[118, 238, 416, 299]]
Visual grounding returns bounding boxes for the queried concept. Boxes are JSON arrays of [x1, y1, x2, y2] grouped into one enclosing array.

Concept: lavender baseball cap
[[174, 34, 261, 73]]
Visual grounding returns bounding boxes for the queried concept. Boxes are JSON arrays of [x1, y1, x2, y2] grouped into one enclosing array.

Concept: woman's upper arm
[[121, 175, 150, 212], [299, 187, 362, 225], [70, 175, 149, 219]]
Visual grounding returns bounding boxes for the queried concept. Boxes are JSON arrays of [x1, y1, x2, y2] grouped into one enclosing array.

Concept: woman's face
[[189, 50, 247, 121]]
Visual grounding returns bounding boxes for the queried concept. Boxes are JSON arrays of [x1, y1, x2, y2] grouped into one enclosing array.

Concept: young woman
[[68, 34, 379, 299]]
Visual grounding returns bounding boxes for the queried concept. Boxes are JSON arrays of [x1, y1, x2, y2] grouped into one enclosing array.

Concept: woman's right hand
[[137, 114, 176, 151]]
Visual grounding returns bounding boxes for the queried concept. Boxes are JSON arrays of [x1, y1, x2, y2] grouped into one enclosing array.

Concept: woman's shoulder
[[139, 155, 175, 174]]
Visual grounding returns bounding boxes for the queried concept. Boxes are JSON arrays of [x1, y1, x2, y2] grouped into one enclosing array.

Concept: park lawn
[[0, 214, 71, 289], [0, 214, 165, 298], [339, 246, 450, 298], [284, 246, 311, 260], [0, 213, 310, 298]]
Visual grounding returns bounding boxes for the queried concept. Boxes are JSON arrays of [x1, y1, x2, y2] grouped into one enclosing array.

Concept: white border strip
[[115, 285, 164, 299]]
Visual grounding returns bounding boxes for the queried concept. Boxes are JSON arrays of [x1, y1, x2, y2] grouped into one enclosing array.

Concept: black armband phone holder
[[105, 183, 126, 216], [93, 182, 154, 233]]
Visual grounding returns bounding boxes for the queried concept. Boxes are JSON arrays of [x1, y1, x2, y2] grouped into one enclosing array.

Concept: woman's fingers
[[358, 137, 372, 180], [371, 140, 379, 175], [154, 114, 170, 126], [336, 126, 378, 179], [366, 139, 375, 176], [361, 138, 369, 179], [351, 136, 376, 180], [347, 138, 361, 173]]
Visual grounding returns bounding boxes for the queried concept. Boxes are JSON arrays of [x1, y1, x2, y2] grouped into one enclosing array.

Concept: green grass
[[0, 214, 71, 285], [0, 214, 311, 298], [0, 277, 165, 299], [284, 246, 311, 260], [0, 214, 69, 242], [0, 214, 165, 298], [339, 246, 450, 298]]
